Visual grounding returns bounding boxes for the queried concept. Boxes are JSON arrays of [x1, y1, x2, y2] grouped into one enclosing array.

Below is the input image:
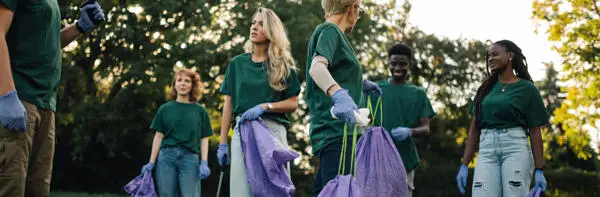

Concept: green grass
[[49, 192, 128, 197]]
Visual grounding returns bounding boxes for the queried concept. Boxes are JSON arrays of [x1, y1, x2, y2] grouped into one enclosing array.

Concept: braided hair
[[473, 40, 533, 129]]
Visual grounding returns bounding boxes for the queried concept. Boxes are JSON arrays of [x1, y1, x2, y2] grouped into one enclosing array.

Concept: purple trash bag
[[318, 125, 362, 197], [356, 126, 408, 197], [123, 170, 157, 197], [239, 120, 299, 197], [318, 174, 362, 197]]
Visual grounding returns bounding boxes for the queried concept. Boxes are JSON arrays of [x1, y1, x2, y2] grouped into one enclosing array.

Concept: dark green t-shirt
[[2, 0, 62, 111], [306, 22, 363, 154], [219, 53, 301, 126], [474, 80, 549, 129], [370, 80, 435, 170], [150, 101, 214, 154]]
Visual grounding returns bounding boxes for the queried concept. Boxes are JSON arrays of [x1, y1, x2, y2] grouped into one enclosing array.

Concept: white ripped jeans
[[472, 127, 533, 197]]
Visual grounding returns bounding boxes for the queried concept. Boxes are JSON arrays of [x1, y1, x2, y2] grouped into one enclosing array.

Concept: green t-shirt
[[219, 53, 301, 126], [474, 80, 549, 129], [306, 22, 363, 154], [150, 101, 214, 154], [2, 0, 62, 111], [370, 80, 435, 170]]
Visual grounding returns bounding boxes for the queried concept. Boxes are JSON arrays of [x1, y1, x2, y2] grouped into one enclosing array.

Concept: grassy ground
[[49, 192, 128, 197]]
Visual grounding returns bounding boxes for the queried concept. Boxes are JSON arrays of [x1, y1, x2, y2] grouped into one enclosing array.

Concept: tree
[[532, 0, 600, 159], [537, 64, 598, 171], [55, 0, 229, 191], [538, 63, 562, 116]]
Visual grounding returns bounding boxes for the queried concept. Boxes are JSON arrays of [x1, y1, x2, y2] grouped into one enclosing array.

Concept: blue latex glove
[[141, 162, 154, 174], [199, 160, 211, 179], [240, 105, 266, 122], [390, 127, 411, 142], [363, 80, 382, 96], [456, 164, 468, 195], [533, 169, 547, 192], [331, 89, 358, 125], [77, 1, 105, 32], [217, 144, 230, 166], [0, 91, 27, 131]]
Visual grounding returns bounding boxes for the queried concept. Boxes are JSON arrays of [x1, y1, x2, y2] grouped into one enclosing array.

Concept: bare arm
[[0, 5, 14, 95], [201, 137, 209, 161], [219, 95, 232, 145], [411, 117, 431, 137], [529, 126, 545, 169], [149, 132, 164, 163], [461, 116, 480, 165], [327, 84, 342, 96], [262, 96, 298, 113], [60, 24, 82, 48]]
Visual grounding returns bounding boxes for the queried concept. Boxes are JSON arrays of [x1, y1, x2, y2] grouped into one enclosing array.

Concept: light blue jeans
[[155, 146, 201, 197], [230, 118, 290, 197], [472, 127, 533, 197]]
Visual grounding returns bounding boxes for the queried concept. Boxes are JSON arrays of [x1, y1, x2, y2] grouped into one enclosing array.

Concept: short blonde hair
[[169, 67, 203, 102], [322, 0, 356, 17]]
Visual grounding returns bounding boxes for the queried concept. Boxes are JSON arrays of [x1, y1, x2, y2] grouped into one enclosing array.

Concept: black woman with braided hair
[[456, 40, 549, 196]]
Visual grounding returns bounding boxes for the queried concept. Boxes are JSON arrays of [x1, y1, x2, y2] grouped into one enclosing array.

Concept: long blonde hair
[[244, 7, 296, 91]]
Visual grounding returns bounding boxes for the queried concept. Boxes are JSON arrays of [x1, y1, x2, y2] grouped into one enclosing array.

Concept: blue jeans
[[156, 146, 200, 197], [472, 127, 533, 197]]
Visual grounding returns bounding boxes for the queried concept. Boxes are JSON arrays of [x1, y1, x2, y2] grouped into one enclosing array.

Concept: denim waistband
[[481, 127, 529, 135], [481, 127, 525, 133]]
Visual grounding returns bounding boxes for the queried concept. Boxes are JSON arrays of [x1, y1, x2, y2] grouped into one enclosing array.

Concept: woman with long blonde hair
[[216, 7, 301, 197]]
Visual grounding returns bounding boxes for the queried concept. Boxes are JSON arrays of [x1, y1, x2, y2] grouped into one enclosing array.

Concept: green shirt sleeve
[[420, 90, 436, 119], [313, 26, 339, 65], [525, 86, 549, 128], [150, 106, 165, 133], [220, 62, 234, 95], [0, 0, 17, 11], [199, 107, 214, 139], [282, 69, 301, 98]]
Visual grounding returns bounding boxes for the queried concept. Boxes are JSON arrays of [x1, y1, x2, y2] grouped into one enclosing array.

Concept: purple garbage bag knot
[[124, 170, 157, 197]]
